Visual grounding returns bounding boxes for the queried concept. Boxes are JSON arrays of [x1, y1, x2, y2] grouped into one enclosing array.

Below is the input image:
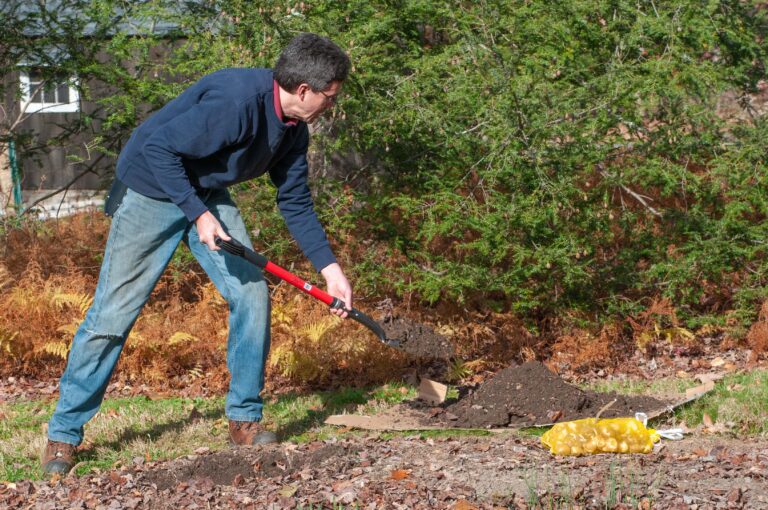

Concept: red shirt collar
[[273, 80, 297, 126]]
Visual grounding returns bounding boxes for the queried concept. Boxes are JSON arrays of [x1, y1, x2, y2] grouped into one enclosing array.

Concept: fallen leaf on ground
[[546, 410, 563, 422], [453, 500, 479, 510], [390, 469, 409, 480], [332, 480, 352, 492], [428, 407, 444, 417], [700, 413, 730, 433], [706, 421, 730, 434], [729, 453, 748, 465], [694, 372, 724, 384]]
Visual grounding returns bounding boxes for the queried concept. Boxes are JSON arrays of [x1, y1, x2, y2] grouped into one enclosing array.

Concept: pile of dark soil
[[442, 361, 670, 428], [382, 317, 455, 360], [144, 443, 356, 490]]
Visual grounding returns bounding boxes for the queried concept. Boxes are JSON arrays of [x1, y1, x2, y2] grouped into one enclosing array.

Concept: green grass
[[523, 461, 658, 509], [0, 381, 479, 482], [3, 370, 767, 482], [0, 396, 230, 480], [583, 369, 768, 435], [671, 370, 768, 435], [584, 377, 700, 397]]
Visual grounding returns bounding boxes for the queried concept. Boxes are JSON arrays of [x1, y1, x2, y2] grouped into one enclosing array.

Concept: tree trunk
[[0, 142, 15, 215]]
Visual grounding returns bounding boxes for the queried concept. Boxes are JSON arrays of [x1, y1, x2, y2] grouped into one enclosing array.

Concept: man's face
[[296, 80, 342, 124]]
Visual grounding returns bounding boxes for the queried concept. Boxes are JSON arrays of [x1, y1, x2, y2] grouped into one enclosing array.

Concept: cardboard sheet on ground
[[324, 380, 715, 432]]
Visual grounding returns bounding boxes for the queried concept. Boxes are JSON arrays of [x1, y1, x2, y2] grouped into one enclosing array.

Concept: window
[[19, 68, 80, 113]]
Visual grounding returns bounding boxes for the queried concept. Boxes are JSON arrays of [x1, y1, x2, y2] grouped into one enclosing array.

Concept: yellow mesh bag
[[541, 414, 662, 456]]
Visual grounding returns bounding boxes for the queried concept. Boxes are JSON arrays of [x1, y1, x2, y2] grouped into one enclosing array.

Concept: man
[[42, 33, 352, 476]]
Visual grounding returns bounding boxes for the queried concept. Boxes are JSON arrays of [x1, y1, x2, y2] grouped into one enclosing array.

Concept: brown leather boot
[[228, 420, 278, 446], [41, 440, 76, 476]]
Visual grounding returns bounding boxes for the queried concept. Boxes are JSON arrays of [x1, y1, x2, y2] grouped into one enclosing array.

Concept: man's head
[[275, 33, 350, 124], [274, 33, 350, 93]]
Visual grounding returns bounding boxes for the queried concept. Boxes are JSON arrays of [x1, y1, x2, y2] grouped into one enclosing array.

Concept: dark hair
[[274, 33, 350, 93]]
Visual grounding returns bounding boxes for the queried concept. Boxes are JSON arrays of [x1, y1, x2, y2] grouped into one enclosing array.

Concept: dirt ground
[[3, 356, 767, 509], [3, 315, 767, 508], [2, 434, 766, 509]]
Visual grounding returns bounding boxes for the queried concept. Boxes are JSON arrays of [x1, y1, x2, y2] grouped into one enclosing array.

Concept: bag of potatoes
[[541, 413, 682, 456]]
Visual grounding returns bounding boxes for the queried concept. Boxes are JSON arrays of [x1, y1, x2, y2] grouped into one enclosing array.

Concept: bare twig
[[595, 398, 617, 419], [545, 102, 609, 127], [599, 170, 662, 217], [420, 264, 447, 276]]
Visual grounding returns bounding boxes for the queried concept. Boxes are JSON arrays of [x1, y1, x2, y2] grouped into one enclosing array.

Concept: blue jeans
[[47, 188, 270, 446]]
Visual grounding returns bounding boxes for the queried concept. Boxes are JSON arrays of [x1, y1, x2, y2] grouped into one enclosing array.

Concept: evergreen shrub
[[20, 1, 768, 330]]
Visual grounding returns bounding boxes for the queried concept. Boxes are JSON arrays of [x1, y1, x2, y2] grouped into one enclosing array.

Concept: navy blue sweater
[[116, 68, 335, 271]]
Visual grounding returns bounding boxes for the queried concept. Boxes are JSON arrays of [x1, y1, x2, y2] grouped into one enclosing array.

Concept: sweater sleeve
[[269, 128, 337, 272], [142, 91, 245, 221]]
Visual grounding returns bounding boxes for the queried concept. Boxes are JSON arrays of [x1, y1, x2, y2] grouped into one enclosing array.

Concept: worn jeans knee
[[48, 190, 188, 445]]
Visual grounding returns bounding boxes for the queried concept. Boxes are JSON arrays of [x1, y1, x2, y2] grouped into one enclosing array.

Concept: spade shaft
[[215, 237, 400, 349]]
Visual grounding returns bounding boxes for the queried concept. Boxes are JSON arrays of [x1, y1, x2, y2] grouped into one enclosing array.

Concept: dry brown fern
[[0, 212, 403, 389], [747, 301, 768, 361], [168, 331, 199, 345], [0, 328, 19, 358], [38, 341, 70, 360], [0, 264, 14, 291], [51, 289, 93, 316], [628, 297, 694, 352]]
